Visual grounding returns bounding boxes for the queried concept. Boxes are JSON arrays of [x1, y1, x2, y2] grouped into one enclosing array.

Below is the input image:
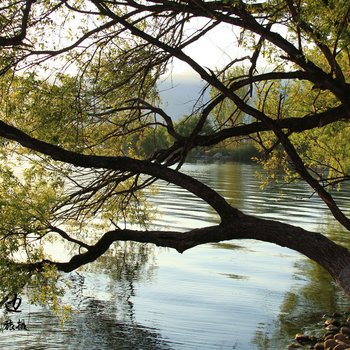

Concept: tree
[[1, 0, 350, 305]]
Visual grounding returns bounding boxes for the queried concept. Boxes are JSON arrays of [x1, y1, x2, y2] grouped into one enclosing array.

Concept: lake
[[1, 162, 350, 349]]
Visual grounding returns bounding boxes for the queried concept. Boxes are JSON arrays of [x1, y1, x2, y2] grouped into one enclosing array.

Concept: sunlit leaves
[[28, 264, 73, 322], [0, 261, 32, 305], [298, 0, 350, 48], [0, 160, 64, 258], [292, 122, 350, 187], [253, 67, 349, 187]]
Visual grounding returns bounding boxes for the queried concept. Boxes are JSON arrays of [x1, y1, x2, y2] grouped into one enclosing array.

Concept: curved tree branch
[[0, 0, 36, 47], [0, 120, 241, 222], [27, 214, 350, 295]]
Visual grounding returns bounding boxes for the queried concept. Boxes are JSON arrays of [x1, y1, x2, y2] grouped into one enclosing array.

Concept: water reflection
[[260, 258, 350, 349], [64, 296, 173, 350], [0, 242, 172, 350], [84, 242, 156, 322]]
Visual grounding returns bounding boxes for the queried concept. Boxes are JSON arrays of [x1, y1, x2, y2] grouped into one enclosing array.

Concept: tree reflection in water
[[83, 241, 156, 321], [250, 258, 349, 350], [66, 297, 173, 350], [252, 253, 350, 348], [30, 241, 172, 350]]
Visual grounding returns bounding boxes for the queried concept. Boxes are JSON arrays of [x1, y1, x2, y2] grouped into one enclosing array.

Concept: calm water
[[2, 162, 350, 349]]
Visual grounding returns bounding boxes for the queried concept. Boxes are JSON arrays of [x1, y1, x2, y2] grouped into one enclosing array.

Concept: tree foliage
[[1, 0, 350, 306]]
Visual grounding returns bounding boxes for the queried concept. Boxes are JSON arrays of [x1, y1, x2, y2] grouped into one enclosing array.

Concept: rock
[[287, 343, 302, 349], [325, 319, 341, 327], [314, 342, 325, 349], [333, 343, 350, 350], [341, 327, 350, 336], [325, 333, 336, 340], [326, 325, 340, 333], [334, 333, 350, 343], [336, 340, 350, 347], [325, 319, 335, 326], [324, 338, 337, 349], [295, 333, 317, 345], [291, 312, 350, 350], [295, 333, 309, 344]]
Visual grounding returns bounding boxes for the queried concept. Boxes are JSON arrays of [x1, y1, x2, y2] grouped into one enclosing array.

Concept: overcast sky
[[157, 72, 208, 119], [155, 18, 256, 119]]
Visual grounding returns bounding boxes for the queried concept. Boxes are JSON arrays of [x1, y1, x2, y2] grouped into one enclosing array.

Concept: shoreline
[[289, 312, 350, 349]]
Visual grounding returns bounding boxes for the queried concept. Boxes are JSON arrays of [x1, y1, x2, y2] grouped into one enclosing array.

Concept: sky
[[157, 20, 249, 118], [158, 72, 208, 119], [169, 20, 246, 75]]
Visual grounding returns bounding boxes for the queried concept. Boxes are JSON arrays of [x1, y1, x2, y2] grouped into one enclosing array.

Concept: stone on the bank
[[287, 343, 302, 349], [324, 338, 337, 349], [326, 333, 337, 340], [325, 319, 341, 327], [334, 333, 350, 343], [341, 327, 350, 336], [326, 325, 340, 333], [292, 313, 350, 350], [295, 333, 317, 345], [333, 343, 350, 350], [325, 319, 335, 326], [295, 333, 308, 344]]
